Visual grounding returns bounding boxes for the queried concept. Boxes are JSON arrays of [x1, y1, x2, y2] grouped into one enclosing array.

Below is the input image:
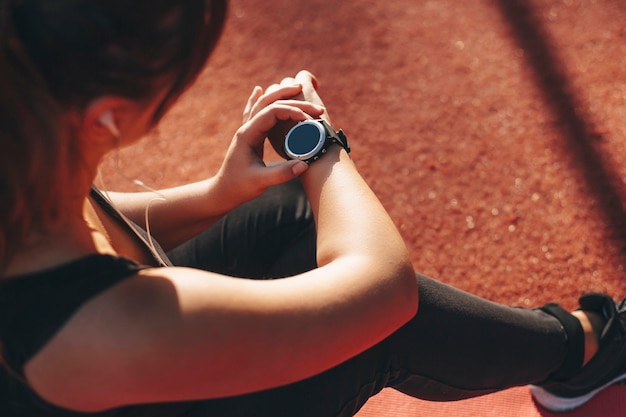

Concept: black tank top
[[0, 189, 191, 416]]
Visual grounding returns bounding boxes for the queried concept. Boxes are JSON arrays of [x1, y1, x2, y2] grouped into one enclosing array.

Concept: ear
[[99, 109, 120, 137], [81, 97, 130, 145]]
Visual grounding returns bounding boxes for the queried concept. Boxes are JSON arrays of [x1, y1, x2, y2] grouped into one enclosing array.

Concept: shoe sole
[[529, 372, 626, 412]]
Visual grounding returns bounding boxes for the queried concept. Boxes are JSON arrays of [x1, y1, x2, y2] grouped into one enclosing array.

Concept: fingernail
[[291, 161, 308, 176], [313, 105, 325, 114]]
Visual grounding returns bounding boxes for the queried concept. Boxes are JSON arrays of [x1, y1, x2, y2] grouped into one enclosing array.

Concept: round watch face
[[284, 120, 326, 161]]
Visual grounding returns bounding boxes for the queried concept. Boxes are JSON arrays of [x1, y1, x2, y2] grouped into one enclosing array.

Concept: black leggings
[[165, 179, 581, 417]]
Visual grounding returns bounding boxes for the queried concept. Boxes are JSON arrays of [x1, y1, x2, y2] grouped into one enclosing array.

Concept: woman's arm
[[25, 76, 418, 411], [105, 177, 247, 251], [106, 84, 317, 251]]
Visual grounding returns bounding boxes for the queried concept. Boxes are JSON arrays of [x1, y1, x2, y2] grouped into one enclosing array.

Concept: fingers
[[257, 160, 310, 187], [293, 70, 330, 124], [294, 71, 323, 104], [243, 71, 323, 122], [238, 101, 325, 145], [242, 86, 263, 122], [226, 74, 325, 201], [265, 77, 297, 96], [295, 70, 319, 91], [245, 84, 303, 121], [232, 159, 309, 203]]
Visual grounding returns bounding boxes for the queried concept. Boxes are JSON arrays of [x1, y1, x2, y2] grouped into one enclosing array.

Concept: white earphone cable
[[95, 113, 170, 266]]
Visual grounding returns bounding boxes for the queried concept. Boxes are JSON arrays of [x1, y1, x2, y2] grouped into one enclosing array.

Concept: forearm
[[300, 145, 418, 312], [106, 176, 239, 251]]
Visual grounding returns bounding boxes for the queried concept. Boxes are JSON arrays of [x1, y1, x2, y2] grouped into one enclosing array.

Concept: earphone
[[99, 110, 120, 137], [95, 109, 170, 267]]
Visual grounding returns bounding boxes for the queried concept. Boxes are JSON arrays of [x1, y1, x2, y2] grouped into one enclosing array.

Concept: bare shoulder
[[23, 266, 272, 411], [24, 261, 414, 412]]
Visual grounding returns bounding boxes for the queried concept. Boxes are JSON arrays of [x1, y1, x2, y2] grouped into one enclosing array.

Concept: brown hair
[[0, 0, 228, 272]]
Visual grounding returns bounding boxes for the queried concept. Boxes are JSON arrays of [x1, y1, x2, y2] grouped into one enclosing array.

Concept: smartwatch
[[283, 119, 350, 164]]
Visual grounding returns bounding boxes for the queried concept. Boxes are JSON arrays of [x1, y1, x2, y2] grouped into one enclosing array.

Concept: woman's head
[[0, 0, 227, 271], [11, 0, 227, 120]]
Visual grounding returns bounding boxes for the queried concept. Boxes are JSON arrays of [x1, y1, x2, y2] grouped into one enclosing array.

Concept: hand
[[216, 100, 325, 207], [243, 70, 332, 158]]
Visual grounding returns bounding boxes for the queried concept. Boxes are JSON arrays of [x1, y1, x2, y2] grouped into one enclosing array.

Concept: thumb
[[259, 160, 309, 187]]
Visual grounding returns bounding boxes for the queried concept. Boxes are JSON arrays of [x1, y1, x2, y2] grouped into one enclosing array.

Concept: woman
[[0, 1, 624, 416]]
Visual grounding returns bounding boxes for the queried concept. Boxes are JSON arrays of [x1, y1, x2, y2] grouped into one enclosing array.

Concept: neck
[[4, 213, 99, 277], [4, 156, 109, 277]]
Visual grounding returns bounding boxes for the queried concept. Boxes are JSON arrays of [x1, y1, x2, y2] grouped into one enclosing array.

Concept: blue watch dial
[[284, 121, 326, 161]]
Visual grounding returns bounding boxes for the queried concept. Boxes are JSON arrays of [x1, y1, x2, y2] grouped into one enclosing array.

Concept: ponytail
[[0, 1, 66, 273]]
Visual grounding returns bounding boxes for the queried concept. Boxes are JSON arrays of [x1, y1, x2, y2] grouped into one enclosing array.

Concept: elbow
[[375, 254, 418, 328], [381, 240, 419, 322], [396, 262, 419, 322], [368, 247, 419, 326]]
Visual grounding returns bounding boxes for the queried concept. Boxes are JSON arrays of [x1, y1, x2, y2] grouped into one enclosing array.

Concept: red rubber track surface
[[101, 1, 626, 415]]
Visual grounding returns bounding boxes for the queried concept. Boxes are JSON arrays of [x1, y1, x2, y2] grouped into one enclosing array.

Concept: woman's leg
[[178, 274, 577, 417], [167, 178, 317, 278], [387, 274, 578, 399], [166, 179, 580, 416]]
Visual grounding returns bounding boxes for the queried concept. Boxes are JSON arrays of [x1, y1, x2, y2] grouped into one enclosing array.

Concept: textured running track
[[101, 0, 626, 415]]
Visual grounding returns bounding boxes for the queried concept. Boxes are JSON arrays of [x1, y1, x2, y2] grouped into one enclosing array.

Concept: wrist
[[299, 145, 352, 188]]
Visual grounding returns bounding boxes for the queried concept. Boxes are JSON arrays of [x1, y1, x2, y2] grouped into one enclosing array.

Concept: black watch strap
[[319, 120, 350, 155]]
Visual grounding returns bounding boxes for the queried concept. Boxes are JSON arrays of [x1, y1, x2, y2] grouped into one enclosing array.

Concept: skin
[[572, 310, 602, 366], [10, 70, 601, 412], [15, 70, 419, 412]]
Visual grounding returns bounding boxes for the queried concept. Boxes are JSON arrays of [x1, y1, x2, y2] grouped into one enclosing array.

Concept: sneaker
[[529, 293, 626, 412]]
